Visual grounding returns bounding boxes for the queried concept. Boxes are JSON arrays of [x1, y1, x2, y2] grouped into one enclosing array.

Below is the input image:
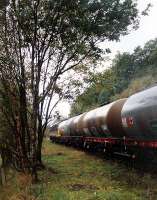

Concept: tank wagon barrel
[[50, 86, 157, 162], [58, 99, 127, 138]]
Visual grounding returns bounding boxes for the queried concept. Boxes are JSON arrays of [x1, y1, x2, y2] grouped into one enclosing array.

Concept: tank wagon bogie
[[50, 86, 157, 162]]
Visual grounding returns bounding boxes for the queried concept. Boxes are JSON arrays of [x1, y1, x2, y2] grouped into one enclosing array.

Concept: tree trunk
[[36, 142, 42, 163], [0, 167, 6, 185], [0, 151, 6, 185], [36, 135, 45, 169], [36, 116, 45, 169]]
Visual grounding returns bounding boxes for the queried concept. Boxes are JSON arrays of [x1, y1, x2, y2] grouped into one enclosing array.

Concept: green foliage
[[7, 0, 139, 63], [112, 52, 135, 93], [70, 69, 115, 116], [0, 0, 140, 172], [70, 38, 157, 116]]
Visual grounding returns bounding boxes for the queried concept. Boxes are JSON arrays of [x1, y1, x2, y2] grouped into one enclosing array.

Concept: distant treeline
[[70, 38, 157, 116]]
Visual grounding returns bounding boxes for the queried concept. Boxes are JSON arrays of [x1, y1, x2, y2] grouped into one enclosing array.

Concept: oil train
[[50, 86, 157, 163]]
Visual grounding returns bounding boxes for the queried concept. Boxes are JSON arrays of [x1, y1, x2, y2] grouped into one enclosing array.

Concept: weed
[[1, 140, 157, 200]]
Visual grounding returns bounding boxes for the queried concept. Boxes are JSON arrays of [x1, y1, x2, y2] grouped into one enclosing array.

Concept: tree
[[133, 39, 157, 73], [0, 0, 140, 180], [112, 52, 135, 93], [70, 69, 116, 115]]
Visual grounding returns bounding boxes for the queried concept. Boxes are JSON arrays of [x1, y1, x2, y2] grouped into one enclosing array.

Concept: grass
[[1, 139, 157, 199]]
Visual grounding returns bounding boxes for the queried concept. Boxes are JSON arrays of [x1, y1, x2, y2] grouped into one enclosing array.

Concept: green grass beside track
[[1, 140, 157, 200]]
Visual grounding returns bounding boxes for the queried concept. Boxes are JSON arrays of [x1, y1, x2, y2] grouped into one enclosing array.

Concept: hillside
[[70, 38, 157, 116], [111, 74, 157, 101]]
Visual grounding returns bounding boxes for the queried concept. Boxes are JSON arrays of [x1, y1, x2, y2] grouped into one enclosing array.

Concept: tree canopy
[[0, 0, 140, 180]]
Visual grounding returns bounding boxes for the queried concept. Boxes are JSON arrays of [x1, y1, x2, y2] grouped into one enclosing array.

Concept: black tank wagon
[[122, 86, 157, 140], [50, 86, 157, 162]]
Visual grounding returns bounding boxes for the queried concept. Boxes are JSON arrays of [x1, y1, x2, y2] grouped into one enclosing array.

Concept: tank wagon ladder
[[112, 136, 136, 158]]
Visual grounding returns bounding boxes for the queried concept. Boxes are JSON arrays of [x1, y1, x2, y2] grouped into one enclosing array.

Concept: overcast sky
[[102, 0, 157, 57], [57, 0, 157, 118]]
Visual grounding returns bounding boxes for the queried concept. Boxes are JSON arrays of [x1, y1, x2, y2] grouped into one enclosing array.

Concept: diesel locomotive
[[50, 86, 157, 161]]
